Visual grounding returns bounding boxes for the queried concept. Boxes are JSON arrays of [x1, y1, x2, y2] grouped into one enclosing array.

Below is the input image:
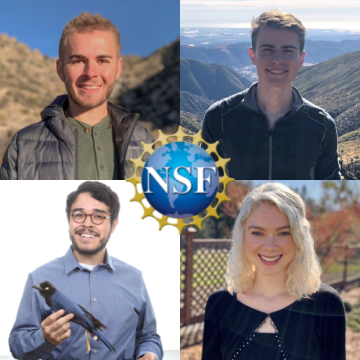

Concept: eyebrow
[[247, 225, 291, 231], [259, 44, 298, 50], [72, 208, 107, 214], [69, 54, 113, 59]]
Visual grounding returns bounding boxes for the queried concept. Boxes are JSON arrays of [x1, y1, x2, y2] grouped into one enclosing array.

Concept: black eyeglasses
[[70, 211, 112, 225]]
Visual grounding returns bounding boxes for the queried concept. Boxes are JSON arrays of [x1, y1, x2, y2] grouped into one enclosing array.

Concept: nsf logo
[[127, 128, 233, 233], [142, 142, 219, 218]]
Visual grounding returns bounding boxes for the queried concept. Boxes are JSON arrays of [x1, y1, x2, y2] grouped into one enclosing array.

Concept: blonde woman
[[202, 183, 345, 360]]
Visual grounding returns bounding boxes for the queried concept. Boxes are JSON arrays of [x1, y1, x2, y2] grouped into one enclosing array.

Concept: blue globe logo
[[142, 142, 219, 218]]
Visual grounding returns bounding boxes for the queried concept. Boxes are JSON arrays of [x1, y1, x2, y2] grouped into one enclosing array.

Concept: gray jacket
[[0, 95, 153, 180]]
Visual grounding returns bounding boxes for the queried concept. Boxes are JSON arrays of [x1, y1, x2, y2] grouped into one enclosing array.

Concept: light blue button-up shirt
[[9, 247, 163, 360]]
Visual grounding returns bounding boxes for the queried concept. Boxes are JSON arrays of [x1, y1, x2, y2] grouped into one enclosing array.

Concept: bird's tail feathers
[[90, 328, 116, 353], [77, 303, 107, 331]]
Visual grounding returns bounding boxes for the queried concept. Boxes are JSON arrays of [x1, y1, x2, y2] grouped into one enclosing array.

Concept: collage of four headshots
[[0, 0, 359, 360]]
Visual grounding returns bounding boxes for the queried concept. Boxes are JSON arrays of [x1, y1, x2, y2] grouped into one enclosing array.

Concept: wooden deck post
[[184, 228, 194, 326]]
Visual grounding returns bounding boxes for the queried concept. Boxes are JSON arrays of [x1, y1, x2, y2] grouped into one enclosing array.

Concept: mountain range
[[181, 58, 251, 100], [180, 28, 360, 47], [180, 46, 360, 179], [180, 58, 251, 134], [181, 40, 360, 81]]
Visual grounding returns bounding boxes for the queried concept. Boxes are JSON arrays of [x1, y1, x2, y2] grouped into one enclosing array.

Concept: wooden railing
[[181, 230, 360, 327]]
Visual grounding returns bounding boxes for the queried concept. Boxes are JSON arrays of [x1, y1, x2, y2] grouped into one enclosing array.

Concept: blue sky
[[0, 0, 179, 58], [181, 0, 360, 29]]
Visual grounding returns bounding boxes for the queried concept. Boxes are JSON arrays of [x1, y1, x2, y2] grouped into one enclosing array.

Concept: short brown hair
[[66, 181, 120, 226], [251, 11, 306, 53], [59, 12, 121, 62]]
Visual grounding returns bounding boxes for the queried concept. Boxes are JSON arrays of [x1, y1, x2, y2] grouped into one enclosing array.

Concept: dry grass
[[0, 33, 172, 163], [339, 142, 360, 163]]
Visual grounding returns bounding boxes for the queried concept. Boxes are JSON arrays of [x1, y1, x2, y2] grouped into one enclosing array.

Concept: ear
[[111, 218, 119, 234], [249, 47, 256, 65], [56, 59, 64, 82], [115, 57, 123, 80], [299, 50, 305, 69]]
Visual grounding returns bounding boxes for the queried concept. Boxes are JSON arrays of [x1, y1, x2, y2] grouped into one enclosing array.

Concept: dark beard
[[70, 231, 111, 256]]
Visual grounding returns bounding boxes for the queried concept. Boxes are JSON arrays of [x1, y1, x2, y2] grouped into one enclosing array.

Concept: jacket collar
[[65, 246, 116, 274], [242, 82, 303, 113], [40, 95, 75, 144], [40, 95, 132, 144]]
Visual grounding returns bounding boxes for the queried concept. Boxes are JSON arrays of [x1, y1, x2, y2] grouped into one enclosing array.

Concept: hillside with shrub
[[0, 33, 179, 163], [294, 51, 360, 136]]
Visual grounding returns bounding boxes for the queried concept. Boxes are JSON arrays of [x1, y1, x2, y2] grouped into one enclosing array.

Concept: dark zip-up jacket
[[202, 83, 341, 180], [0, 95, 153, 180]]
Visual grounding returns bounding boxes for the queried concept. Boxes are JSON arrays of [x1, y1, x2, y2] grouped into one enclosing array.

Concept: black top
[[202, 284, 346, 360], [232, 333, 283, 360], [201, 83, 341, 180]]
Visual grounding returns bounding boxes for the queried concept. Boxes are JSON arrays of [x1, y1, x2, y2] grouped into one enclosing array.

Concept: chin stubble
[[63, 72, 117, 111], [69, 231, 111, 256]]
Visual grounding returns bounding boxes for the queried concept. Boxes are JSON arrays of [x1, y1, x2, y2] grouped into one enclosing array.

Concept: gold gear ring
[[126, 126, 234, 234]]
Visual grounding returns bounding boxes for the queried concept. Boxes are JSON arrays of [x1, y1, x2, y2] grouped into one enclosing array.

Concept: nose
[[262, 235, 278, 251], [83, 59, 99, 78], [271, 51, 285, 63], [83, 214, 93, 227]]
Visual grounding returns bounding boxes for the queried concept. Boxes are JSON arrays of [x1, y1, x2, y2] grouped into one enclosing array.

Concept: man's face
[[69, 192, 118, 256], [249, 27, 305, 89], [57, 30, 123, 111]]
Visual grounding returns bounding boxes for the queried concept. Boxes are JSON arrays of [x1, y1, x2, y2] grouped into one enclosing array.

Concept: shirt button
[[92, 274, 95, 277], [94, 132, 97, 136], [93, 298, 97, 302], [93, 350, 97, 353], [97, 146, 101, 151], [100, 165, 104, 170]]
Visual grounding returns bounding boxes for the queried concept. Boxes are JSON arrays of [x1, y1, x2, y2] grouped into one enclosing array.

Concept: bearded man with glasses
[[9, 181, 162, 360]]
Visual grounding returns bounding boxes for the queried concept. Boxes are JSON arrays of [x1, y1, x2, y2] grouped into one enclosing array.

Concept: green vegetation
[[339, 129, 360, 143], [180, 111, 202, 135], [344, 302, 353, 313], [324, 259, 360, 274], [347, 301, 360, 332]]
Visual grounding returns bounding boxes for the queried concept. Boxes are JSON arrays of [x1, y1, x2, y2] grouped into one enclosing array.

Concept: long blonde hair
[[226, 183, 321, 299]]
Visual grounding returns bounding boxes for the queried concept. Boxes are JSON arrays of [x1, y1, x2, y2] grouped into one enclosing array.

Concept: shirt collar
[[64, 246, 116, 274], [242, 82, 303, 112], [104, 249, 116, 272]]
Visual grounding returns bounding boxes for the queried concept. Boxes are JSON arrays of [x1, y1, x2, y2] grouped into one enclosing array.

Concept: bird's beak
[[32, 284, 43, 291]]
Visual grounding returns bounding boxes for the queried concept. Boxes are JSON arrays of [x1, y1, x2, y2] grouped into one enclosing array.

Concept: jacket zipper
[[255, 110, 273, 180], [120, 113, 140, 180], [252, 106, 303, 180]]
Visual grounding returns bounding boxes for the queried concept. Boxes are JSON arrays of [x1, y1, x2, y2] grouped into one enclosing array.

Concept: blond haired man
[[0, 13, 152, 180], [202, 11, 341, 180]]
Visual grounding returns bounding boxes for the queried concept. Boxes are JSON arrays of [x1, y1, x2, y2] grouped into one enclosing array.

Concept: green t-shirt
[[66, 115, 120, 180]]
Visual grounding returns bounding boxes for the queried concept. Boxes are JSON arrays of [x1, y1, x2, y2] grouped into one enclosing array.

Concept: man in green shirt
[[0, 12, 152, 180]]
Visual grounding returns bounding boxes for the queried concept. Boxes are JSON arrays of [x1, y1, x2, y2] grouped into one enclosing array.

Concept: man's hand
[[41, 309, 74, 346], [138, 352, 157, 360]]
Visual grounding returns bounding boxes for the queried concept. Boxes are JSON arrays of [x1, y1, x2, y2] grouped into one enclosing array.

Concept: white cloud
[[181, 0, 360, 8], [183, 30, 199, 34]]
